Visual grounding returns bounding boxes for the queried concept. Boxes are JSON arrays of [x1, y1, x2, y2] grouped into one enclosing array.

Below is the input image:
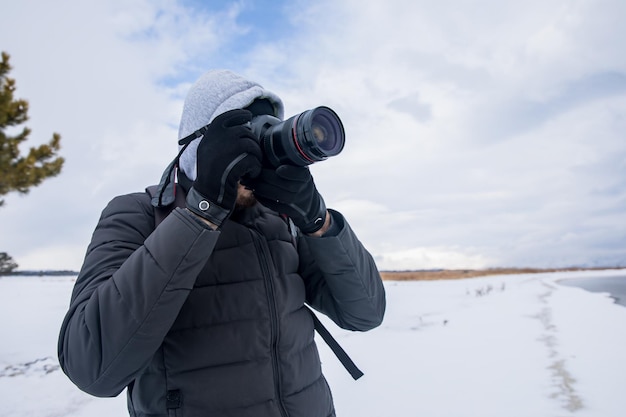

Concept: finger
[[238, 137, 263, 161], [232, 139, 263, 175], [255, 168, 304, 194], [217, 109, 253, 127], [251, 178, 295, 200], [225, 152, 262, 187], [275, 165, 311, 182], [236, 157, 262, 179], [231, 125, 257, 142]]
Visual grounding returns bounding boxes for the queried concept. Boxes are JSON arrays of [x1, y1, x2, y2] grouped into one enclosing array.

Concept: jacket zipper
[[251, 229, 289, 417]]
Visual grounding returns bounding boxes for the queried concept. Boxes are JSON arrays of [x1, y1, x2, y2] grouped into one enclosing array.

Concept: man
[[58, 70, 385, 417]]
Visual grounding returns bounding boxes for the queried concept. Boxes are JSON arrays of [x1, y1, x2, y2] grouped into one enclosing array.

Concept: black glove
[[244, 165, 327, 234], [186, 109, 262, 227]]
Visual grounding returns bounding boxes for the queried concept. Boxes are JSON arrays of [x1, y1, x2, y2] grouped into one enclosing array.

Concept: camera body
[[249, 106, 345, 167]]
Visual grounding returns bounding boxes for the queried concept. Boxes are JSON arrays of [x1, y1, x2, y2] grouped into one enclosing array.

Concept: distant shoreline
[[3, 266, 624, 280], [2, 270, 79, 277], [380, 266, 626, 281]]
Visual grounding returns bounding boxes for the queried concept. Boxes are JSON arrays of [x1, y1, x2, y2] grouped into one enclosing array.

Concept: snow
[[1, 269, 625, 417]]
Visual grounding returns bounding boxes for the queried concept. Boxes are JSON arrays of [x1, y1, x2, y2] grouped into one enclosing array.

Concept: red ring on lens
[[291, 114, 315, 163]]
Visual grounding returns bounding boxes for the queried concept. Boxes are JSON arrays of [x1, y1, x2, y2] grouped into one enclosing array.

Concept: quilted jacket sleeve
[[298, 209, 386, 331], [58, 192, 219, 397]]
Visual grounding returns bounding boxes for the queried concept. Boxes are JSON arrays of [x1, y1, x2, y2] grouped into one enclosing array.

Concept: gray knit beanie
[[178, 69, 284, 180]]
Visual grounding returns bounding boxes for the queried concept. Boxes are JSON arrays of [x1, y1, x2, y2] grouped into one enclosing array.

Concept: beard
[[235, 184, 257, 208]]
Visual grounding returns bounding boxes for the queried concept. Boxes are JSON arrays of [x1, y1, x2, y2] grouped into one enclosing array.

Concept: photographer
[[58, 69, 385, 417]]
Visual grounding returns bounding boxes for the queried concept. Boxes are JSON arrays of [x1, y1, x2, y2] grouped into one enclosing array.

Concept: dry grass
[[380, 267, 624, 281]]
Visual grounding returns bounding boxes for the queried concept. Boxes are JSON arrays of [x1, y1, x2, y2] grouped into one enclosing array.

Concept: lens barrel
[[250, 106, 345, 167]]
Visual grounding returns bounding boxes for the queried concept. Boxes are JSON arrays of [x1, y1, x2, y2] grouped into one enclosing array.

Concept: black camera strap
[[152, 125, 211, 208], [307, 307, 364, 380]]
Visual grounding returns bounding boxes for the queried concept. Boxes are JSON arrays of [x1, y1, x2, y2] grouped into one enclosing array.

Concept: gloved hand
[[244, 165, 327, 234], [186, 109, 262, 227]]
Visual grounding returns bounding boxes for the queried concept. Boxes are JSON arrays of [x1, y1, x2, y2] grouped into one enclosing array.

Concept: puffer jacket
[[58, 189, 386, 417]]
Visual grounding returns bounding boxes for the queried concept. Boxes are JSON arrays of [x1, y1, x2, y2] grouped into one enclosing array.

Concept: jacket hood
[[178, 69, 284, 180]]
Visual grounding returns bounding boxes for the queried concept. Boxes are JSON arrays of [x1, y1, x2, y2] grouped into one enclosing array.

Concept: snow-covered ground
[[1, 269, 625, 417]]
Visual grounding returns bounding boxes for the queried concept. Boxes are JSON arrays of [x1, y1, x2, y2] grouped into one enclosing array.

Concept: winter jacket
[[58, 189, 386, 417]]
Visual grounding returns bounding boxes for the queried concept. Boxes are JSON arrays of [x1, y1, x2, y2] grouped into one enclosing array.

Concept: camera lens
[[253, 106, 345, 167], [292, 106, 345, 163], [310, 110, 340, 153]]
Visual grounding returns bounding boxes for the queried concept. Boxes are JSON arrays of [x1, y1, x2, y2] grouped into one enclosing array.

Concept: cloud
[[374, 247, 493, 271], [1, 0, 625, 270], [388, 94, 433, 123], [0, 0, 241, 268], [15, 244, 88, 272]]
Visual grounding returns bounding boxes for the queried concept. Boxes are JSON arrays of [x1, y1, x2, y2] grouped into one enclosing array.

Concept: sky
[[0, 0, 625, 271], [1, 270, 626, 416]]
